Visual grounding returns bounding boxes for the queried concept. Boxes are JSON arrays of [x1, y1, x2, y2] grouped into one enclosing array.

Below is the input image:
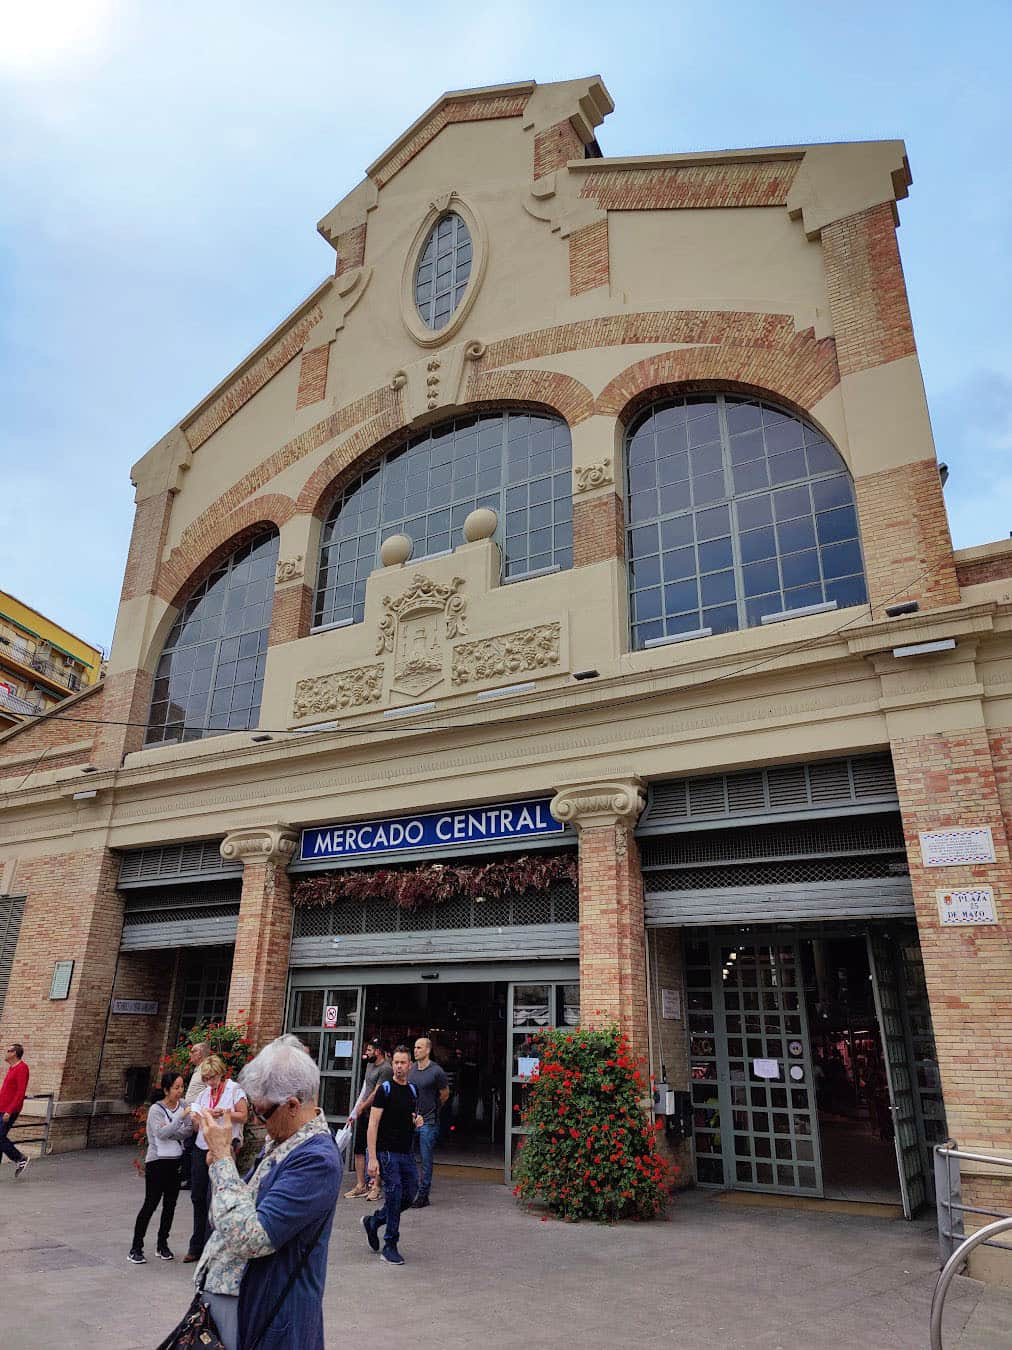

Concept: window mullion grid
[[716, 396, 748, 633]]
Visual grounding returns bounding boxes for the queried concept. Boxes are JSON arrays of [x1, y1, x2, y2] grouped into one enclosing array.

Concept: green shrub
[[511, 1024, 676, 1221]]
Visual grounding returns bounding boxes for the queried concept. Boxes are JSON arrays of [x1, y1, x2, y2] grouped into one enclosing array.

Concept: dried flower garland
[[292, 852, 577, 912]]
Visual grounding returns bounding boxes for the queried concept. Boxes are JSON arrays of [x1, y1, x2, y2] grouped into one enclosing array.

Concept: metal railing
[[931, 1141, 1012, 1348], [8, 1092, 55, 1155], [0, 686, 44, 717]]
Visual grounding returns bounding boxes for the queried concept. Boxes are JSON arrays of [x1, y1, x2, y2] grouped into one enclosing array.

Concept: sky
[[1, 0, 1010, 652]]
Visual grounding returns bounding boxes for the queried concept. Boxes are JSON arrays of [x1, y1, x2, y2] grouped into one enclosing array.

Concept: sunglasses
[[253, 1100, 286, 1123]]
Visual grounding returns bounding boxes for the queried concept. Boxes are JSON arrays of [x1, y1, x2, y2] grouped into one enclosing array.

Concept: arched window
[[145, 530, 279, 744], [415, 212, 472, 330], [626, 394, 866, 649], [315, 411, 572, 630]]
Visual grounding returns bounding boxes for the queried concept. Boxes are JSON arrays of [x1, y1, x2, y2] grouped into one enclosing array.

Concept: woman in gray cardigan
[[129, 1070, 194, 1264]]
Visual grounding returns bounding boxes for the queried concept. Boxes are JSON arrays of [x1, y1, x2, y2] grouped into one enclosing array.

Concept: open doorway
[[802, 936, 900, 1204], [361, 981, 507, 1167]]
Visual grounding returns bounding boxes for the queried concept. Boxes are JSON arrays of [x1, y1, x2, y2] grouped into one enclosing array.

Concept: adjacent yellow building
[[0, 591, 103, 731]]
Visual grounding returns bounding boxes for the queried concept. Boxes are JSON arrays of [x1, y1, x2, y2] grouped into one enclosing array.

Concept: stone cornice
[[551, 778, 645, 830], [220, 824, 298, 866]]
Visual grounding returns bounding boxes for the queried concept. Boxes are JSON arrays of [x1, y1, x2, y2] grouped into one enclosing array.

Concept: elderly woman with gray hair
[[186, 1040, 342, 1350]]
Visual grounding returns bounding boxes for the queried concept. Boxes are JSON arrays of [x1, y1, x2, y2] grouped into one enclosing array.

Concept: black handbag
[[156, 1214, 329, 1350]]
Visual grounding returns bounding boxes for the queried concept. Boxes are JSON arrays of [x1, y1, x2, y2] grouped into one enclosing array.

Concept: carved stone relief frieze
[[292, 665, 383, 719], [451, 622, 561, 686]]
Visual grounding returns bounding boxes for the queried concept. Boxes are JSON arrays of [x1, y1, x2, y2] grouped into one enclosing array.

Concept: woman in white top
[[129, 1070, 194, 1264], [184, 1054, 248, 1263]]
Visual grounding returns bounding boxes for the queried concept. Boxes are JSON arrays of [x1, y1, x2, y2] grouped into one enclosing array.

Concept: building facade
[[0, 590, 103, 731], [1, 78, 1010, 1262]]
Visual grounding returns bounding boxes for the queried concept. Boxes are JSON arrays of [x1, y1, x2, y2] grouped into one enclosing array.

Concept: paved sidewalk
[[2, 1148, 1010, 1349]]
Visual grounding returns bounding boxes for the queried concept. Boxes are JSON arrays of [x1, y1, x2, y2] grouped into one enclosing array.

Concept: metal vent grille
[[0, 897, 25, 1017], [293, 880, 578, 938], [121, 882, 242, 924], [645, 855, 906, 894], [118, 841, 243, 888], [640, 813, 905, 869], [640, 753, 896, 832]]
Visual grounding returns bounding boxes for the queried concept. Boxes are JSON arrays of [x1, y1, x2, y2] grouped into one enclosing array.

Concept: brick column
[[571, 418, 625, 568], [221, 825, 299, 1050], [551, 780, 648, 1062], [890, 728, 1012, 1273]]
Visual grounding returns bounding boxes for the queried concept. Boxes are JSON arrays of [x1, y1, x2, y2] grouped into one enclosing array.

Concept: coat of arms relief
[[375, 572, 468, 697]]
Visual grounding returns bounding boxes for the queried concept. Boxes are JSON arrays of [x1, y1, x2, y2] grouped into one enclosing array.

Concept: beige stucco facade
[[1, 76, 1010, 1273]]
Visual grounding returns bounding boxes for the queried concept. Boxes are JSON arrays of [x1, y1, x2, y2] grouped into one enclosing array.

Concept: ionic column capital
[[220, 824, 299, 866], [550, 778, 645, 831]]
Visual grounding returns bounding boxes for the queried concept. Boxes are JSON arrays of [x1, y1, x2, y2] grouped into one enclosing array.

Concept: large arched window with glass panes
[[626, 394, 866, 649], [314, 411, 572, 630], [145, 530, 278, 744]]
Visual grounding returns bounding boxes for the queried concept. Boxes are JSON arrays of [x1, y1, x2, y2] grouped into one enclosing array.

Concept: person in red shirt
[[1, 1042, 31, 1178]]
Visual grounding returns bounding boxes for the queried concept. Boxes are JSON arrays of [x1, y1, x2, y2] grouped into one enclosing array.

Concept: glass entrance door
[[506, 980, 580, 1179], [688, 937, 822, 1195], [286, 984, 364, 1125]]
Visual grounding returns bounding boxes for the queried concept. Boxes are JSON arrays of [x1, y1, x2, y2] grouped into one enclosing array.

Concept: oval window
[[415, 212, 472, 331]]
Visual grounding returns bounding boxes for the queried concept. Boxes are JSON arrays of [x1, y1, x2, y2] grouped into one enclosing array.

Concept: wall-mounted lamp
[[572, 669, 600, 681], [892, 639, 957, 659], [80, 765, 98, 774], [250, 734, 273, 743], [885, 601, 920, 618]]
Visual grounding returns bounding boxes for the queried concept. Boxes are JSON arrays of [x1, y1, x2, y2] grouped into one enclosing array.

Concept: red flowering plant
[[132, 1016, 253, 1176], [511, 1024, 676, 1222]]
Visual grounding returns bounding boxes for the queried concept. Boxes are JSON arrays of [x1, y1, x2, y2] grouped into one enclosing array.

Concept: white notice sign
[[937, 887, 998, 926], [661, 988, 681, 1020], [332, 1039, 354, 1058], [920, 827, 996, 867], [323, 1006, 340, 1028], [753, 1058, 780, 1080], [517, 1057, 540, 1079]]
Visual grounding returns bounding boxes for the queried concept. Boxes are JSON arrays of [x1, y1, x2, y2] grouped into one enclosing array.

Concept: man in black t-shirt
[[362, 1045, 423, 1265]]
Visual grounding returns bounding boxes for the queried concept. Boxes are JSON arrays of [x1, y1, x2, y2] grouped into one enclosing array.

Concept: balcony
[[0, 685, 44, 718], [0, 624, 85, 693]]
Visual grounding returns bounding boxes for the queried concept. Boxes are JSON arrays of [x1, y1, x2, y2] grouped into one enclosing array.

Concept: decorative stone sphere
[[379, 533, 413, 567], [462, 507, 498, 543]]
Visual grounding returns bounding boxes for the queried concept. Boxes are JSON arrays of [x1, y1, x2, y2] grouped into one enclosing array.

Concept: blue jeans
[[0, 1111, 25, 1164], [416, 1121, 438, 1197], [373, 1151, 417, 1247]]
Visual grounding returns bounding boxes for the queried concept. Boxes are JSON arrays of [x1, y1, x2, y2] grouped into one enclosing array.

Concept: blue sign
[[300, 798, 563, 863]]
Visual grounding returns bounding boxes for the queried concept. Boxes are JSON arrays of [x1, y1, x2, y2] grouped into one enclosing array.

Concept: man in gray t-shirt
[[348, 1039, 393, 1199], [409, 1037, 449, 1207]]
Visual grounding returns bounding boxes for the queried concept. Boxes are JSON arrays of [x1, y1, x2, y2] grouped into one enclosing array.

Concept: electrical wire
[[2, 556, 943, 756]]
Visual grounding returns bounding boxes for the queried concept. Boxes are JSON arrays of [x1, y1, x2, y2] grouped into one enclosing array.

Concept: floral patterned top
[[195, 1112, 333, 1297]]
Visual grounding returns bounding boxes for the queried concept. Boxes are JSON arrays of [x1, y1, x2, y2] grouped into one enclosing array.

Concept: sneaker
[[13, 1157, 31, 1179], [413, 1194, 430, 1209], [157, 1245, 174, 1261], [380, 1245, 404, 1265], [361, 1214, 380, 1253], [127, 1250, 146, 1265]]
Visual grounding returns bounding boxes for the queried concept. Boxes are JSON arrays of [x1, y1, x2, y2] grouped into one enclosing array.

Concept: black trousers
[[187, 1146, 211, 1258], [132, 1158, 181, 1251]]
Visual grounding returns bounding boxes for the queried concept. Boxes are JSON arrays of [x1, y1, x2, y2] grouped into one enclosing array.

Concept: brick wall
[[333, 223, 366, 278], [268, 582, 314, 646], [295, 345, 330, 409], [226, 860, 294, 1049], [533, 119, 584, 179], [0, 683, 102, 763], [647, 926, 692, 1186], [0, 848, 123, 1124], [956, 555, 1012, 587], [854, 459, 960, 613], [577, 822, 648, 1067], [890, 729, 1012, 1219], [821, 202, 917, 378], [569, 218, 610, 296], [573, 493, 624, 567], [579, 159, 799, 211]]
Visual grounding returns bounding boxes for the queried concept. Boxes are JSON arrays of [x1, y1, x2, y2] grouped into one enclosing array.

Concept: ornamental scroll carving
[[575, 459, 613, 493], [550, 780, 646, 831], [220, 825, 299, 866], [275, 555, 304, 584], [451, 622, 561, 686], [292, 665, 383, 719]]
